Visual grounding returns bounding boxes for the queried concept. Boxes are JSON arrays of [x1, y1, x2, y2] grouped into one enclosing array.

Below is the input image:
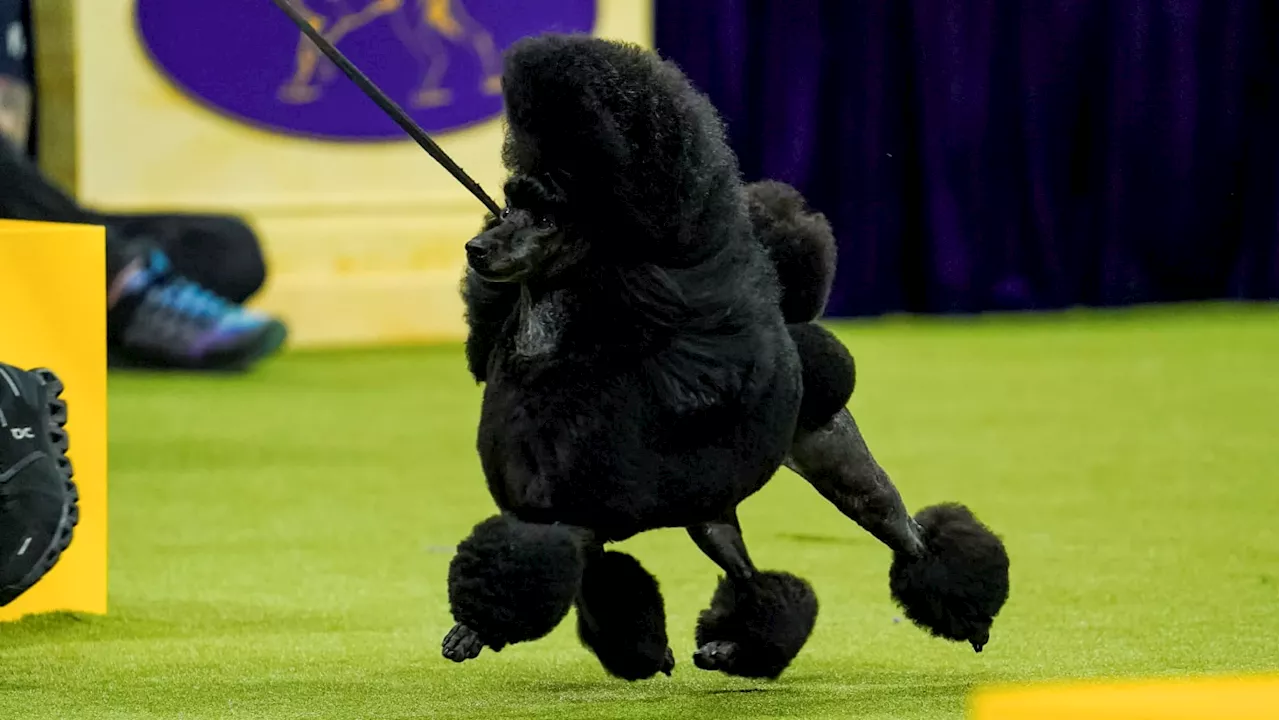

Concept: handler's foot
[[108, 248, 287, 372], [0, 366, 77, 606], [442, 622, 485, 662]]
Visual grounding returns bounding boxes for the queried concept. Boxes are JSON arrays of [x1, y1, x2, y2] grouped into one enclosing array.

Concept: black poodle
[[443, 34, 1010, 681]]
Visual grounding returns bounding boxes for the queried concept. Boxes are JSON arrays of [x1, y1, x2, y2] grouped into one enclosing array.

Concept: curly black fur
[[462, 34, 813, 541], [694, 572, 819, 679], [461, 272, 518, 383], [575, 551, 672, 680], [447, 33, 941, 681], [447, 515, 585, 650], [747, 181, 837, 323], [787, 323, 856, 433], [500, 35, 750, 268], [888, 504, 1010, 651]]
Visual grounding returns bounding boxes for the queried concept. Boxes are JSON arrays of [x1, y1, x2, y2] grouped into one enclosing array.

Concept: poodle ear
[[461, 269, 519, 383]]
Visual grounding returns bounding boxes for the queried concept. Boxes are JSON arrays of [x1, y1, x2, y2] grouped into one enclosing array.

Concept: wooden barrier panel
[[0, 220, 108, 621], [969, 674, 1280, 720], [31, 0, 653, 348]]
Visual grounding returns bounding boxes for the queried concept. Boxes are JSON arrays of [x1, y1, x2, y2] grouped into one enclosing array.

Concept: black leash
[[269, 0, 504, 217]]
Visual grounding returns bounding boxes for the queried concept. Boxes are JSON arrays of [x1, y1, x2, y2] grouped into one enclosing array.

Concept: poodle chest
[[474, 374, 786, 539]]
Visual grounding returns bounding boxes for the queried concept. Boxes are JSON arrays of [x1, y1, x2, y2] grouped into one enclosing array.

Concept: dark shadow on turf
[[776, 532, 865, 546], [705, 687, 772, 694], [0, 611, 89, 644], [0, 602, 360, 650]]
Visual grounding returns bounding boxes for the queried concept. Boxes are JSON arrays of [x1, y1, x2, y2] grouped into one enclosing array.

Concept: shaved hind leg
[[786, 408, 926, 558], [783, 323, 925, 557], [786, 323, 1010, 652]]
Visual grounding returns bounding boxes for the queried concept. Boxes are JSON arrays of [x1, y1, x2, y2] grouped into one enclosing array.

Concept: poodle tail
[[747, 180, 837, 324]]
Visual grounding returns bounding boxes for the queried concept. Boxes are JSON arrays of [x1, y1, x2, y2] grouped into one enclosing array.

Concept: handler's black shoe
[[0, 365, 77, 606]]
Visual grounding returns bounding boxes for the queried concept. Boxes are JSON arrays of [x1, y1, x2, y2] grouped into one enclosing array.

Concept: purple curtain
[[654, 0, 1277, 317]]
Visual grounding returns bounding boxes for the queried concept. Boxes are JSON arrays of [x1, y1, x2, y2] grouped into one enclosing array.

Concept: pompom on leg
[[443, 515, 587, 662], [693, 571, 818, 679], [888, 503, 1010, 652], [576, 551, 674, 680]]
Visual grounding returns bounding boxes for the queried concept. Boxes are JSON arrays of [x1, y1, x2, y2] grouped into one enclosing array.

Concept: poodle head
[[494, 33, 748, 268], [465, 173, 586, 283]]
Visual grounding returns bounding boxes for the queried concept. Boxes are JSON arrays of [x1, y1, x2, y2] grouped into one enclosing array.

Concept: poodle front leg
[[443, 515, 590, 663], [575, 550, 675, 680], [787, 408, 1010, 652], [441, 622, 486, 662], [688, 517, 818, 679]]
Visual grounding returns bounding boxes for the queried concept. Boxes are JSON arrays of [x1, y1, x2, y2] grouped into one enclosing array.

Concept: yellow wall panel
[[0, 220, 108, 621]]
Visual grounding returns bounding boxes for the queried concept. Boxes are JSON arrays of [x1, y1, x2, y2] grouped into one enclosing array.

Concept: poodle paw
[[888, 503, 1009, 652], [693, 571, 818, 678], [692, 641, 739, 672], [442, 622, 485, 663], [660, 646, 676, 676]]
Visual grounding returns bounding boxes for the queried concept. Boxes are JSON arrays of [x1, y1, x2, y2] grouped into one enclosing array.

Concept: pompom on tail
[[746, 180, 837, 324], [888, 504, 1009, 652]]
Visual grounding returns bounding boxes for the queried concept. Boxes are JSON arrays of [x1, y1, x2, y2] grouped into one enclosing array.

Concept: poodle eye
[[500, 207, 512, 220], [536, 215, 554, 229]]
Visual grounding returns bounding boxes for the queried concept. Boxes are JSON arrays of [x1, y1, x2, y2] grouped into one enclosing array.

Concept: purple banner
[[135, 0, 597, 141]]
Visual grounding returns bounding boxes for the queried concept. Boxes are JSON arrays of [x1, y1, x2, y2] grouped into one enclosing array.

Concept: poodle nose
[[465, 239, 490, 265]]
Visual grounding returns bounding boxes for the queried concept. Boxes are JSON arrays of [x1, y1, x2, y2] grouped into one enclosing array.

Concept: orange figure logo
[[278, 0, 503, 108]]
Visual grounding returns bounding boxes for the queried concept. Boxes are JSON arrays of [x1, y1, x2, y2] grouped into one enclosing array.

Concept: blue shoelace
[[145, 279, 239, 325], [133, 250, 250, 327]]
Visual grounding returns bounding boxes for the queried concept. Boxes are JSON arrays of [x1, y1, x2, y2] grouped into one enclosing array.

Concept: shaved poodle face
[[464, 174, 584, 284]]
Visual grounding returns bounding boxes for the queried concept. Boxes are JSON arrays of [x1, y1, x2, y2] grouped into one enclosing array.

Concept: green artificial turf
[[1, 303, 1276, 719]]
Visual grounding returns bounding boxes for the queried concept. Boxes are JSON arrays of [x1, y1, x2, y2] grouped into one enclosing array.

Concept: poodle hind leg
[[789, 404, 1009, 652], [688, 517, 818, 679], [575, 550, 675, 680], [786, 321, 1010, 652], [785, 321, 919, 556], [788, 407, 1010, 651], [443, 515, 588, 663]]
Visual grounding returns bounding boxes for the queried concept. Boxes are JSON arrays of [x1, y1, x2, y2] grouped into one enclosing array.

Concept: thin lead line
[[268, 0, 503, 217]]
